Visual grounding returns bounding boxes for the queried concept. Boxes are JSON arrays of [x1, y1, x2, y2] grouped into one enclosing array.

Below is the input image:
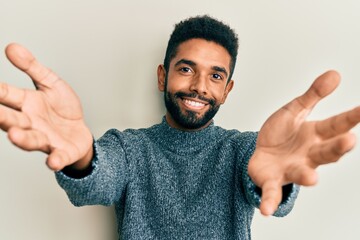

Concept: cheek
[[165, 77, 189, 93], [217, 94, 226, 104], [209, 86, 228, 102]]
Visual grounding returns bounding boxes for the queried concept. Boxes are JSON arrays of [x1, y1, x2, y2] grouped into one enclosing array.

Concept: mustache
[[174, 92, 216, 106]]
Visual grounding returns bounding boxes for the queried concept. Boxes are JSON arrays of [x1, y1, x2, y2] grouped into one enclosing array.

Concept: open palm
[[0, 44, 93, 171], [248, 71, 360, 216]]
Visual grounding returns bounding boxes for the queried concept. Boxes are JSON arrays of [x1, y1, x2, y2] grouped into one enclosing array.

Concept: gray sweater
[[56, 117, 299, 239]]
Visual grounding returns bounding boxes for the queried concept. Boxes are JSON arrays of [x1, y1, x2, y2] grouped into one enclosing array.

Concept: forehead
[[171, 39, 231, 71]]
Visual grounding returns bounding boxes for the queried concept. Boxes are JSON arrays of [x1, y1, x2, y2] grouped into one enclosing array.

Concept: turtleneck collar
[[149, 116, 220, 155]]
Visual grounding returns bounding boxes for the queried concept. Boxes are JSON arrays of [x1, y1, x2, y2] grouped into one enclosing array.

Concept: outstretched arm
[[248, 70, 360, 216], [0, 43, 93, 171]]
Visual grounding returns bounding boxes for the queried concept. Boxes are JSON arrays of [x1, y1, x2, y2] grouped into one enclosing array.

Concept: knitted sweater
[[56, 117, 299, 239]]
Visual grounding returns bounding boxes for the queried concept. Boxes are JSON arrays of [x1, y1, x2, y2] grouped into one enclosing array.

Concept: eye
[[212, 73, 223, 80], [179, 67, 192, 73]]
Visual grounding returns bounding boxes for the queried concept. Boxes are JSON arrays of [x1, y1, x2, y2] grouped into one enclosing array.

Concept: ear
[[220, 80, 234, 104], [157, 64, 166, 92]]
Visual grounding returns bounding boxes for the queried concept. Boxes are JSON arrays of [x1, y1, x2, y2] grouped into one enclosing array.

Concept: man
[[0, 15, 359, 239]]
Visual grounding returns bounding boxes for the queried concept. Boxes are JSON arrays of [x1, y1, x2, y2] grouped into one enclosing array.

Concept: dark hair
[[163, 15, 239, 81]]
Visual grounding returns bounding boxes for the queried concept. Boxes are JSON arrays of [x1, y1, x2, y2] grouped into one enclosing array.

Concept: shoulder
[[96, 126, 154, 146], [214, 125, 258, 143], [212, 126, 258, 156]]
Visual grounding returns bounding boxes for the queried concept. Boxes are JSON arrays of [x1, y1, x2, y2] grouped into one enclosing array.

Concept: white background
[[1, 0, 359, 239]]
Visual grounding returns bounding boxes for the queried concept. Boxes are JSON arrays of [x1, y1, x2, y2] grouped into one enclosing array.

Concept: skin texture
[[157, 39, 234, 131], [1, 43, 93, 171], [248, 71, 360, 215], [1, 42, 360, 216]]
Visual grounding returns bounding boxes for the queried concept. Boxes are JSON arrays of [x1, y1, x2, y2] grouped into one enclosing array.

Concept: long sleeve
[[54, 118, 301, 239], [55, 129, 129, 206]]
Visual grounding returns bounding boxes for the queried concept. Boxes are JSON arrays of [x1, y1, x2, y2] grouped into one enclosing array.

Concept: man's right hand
[[0, 43, 93, 171]]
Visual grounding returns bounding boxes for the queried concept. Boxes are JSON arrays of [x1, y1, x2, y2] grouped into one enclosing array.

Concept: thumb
[[5, 43, 59, 89], [5, 43, 36, 72], [296, 70, 340, 110]]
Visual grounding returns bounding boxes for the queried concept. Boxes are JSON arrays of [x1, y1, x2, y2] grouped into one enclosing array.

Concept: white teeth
[[183, 99, 205, 108]]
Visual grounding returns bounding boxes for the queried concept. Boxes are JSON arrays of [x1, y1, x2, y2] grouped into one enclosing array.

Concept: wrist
[[71, 145, 94, 170], [61, 143, 94, 179]]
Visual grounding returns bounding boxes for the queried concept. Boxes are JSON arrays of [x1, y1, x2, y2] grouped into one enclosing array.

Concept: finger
[[259, 180, 283, 216], [299, 70, 340, 108], [0, 82, 26, 110], [47, 149, 72, 171], [316, 106, 360, 139], [8, 127, 80, 172], [308, 132, 356, 167], [8, 127, 50, 153], [5, 43, 60, 90], [0, 105, 31, 131], [283, 70, 341, 117]]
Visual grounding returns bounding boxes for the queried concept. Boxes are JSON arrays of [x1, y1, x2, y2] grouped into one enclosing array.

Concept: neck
[[152, 116, 217, 155]]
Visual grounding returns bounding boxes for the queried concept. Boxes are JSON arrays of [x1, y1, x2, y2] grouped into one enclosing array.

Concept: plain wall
[[1, 0, 360, 239]]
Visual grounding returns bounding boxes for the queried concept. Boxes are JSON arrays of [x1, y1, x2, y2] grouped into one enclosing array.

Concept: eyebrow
[[174, 58, 229, 78], [174, 59, 196, 67]]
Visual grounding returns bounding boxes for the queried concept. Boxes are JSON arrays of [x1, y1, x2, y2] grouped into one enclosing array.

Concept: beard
[[164, 90, 221, 130]]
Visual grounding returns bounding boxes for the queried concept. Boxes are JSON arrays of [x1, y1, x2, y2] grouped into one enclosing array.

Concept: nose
[[189, 74, 207, 96]]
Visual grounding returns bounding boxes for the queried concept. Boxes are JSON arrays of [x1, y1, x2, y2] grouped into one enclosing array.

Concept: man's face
[[158, 38, 234, 131]]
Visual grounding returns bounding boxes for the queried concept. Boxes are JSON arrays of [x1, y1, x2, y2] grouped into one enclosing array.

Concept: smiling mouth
[[182, 98, 207, 110]]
